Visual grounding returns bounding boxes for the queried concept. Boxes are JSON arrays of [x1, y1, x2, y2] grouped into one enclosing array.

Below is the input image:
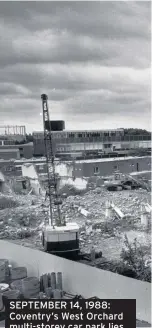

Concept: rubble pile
[[59, 177, 88, 197], [0, 195, 20, 210], [62, 187, 151, 223], [0, 183, 151, 261], [0, 194, 47, 243], [61, 187, 151, 259]]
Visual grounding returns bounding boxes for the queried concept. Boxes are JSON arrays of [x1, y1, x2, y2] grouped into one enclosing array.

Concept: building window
[[104, 144, 111, 148], [16, 166, 22, 171], [4, 140, 14, 145], [111, 132, 116, 136], [94, 166, 99, 174], [5, 166, 13, 172], [69, 133, 75, 138], [39, 165, 44, 171], [104, 132, 109, 137]]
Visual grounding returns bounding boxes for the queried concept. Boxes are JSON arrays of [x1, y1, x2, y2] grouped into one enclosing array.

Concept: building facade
[[0, 149, 20, 160], [74, 156, 151, 178], [0, 142, 33, 160], [0, 155, 151, 179], [33, 128, 151, 158]]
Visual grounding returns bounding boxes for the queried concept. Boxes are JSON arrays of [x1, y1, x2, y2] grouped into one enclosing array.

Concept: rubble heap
[[0, 184, 151, 261]]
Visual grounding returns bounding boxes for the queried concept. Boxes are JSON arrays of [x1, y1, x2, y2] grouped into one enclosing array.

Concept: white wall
[[55, 163, 73, 177], [22, 164, 38, 179], [30, 180, 41, 195], [0, 170, 5, 182], [0, 241, 151, 323], [21, 164, 42, 195], [59, 177, 87, 190]]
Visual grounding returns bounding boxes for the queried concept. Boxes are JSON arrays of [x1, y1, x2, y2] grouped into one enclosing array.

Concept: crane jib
[[41, 94, 63, 227]]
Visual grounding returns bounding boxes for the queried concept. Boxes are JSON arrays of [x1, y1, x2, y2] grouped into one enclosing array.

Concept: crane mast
[[41, 94, 79, 258], [41, 94, 63, 227]]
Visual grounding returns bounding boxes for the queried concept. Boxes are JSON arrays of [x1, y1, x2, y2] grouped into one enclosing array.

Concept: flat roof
[[0, 148, 19, 152], [0, 155, 151, 165], [33, 128, 124, 134], [75, 155, 151, 164]]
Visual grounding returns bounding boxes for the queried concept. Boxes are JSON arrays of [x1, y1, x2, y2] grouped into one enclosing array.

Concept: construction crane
[[41, 94, 80, 258], [41, 93, 63, 227]]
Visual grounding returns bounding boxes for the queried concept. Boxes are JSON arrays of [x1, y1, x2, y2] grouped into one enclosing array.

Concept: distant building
[[0, 124, 34, 160], [73, 155, 151, 178], [0, 142, 33, 160], [0, 148, 20, 160], [33, 128, 151, 159], [0, 155, 151, 180]]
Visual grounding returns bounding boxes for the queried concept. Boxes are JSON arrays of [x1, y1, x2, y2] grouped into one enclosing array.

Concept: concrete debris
[[145, 203, 152, 213], [0, 179, 151, 262], [111, 202, 125, 219], [78, 207, 91, 217], [0, 195, 20, 210]]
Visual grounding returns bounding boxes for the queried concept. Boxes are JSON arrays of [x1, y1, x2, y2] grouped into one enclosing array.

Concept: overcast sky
[[0, 1, 151, 133]]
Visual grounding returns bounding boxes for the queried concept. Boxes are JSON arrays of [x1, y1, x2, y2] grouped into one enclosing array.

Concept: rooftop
[[0, 155, 151, 165], [33, 128, 124, 134], [75, 155, 151, 164], [0, 148, 19, 153]]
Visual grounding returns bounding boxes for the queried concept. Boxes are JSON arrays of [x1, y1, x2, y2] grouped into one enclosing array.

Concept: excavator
[[104, 171, 151, 192]]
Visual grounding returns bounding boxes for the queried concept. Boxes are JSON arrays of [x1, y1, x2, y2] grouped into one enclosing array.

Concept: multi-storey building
[[33, 128, 151, 159]]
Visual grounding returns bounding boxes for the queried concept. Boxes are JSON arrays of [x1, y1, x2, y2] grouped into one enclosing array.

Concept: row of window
[[93, 163, 151, 174], [67, 131, 123, 138], [94, 165, 120, 174], [0, 140, 15, 145], [104, 144, 111, 148], [34, 135, 151, 145], [33, 130, 124, 140], [3, 165, 45, 172]]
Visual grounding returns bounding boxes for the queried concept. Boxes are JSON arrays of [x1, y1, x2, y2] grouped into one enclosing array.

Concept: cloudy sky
[[0, 1, 151, 133]]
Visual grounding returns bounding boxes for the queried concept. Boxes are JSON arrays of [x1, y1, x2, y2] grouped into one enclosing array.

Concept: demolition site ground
[[0, 180, 151, 282]]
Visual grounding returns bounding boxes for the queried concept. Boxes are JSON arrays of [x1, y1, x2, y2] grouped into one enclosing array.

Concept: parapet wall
[[0, 240, 151, 323]]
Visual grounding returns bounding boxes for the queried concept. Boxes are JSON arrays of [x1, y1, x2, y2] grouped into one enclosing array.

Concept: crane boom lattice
[[41, 94, 63, 227]]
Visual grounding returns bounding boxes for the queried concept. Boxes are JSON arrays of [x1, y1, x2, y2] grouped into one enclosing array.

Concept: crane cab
[[42, 222, 80, 260]]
